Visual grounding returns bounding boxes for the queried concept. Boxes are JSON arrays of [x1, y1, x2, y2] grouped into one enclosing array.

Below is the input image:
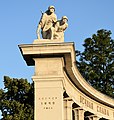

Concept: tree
[[76, 29, 114, 98], [0, 76, 34, 120]]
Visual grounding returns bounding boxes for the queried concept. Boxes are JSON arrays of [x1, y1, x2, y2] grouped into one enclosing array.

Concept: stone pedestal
[[32, 57, 64, 120], [18, 41, 74, 120]]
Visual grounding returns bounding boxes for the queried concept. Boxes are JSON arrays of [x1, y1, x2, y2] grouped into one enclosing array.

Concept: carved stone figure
[[53, 16, 68, 41], [36, 6, 57, 39]]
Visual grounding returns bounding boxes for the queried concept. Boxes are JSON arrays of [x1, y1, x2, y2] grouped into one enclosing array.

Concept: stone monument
[[35, 5, 68, 42], [19, 5, 114, 120]]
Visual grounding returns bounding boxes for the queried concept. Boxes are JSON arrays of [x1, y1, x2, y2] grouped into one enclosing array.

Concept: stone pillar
[[88, 115, 99, 120], [73, 107, 85, 120], [64, 98, 73, 120], [73, 108, 78, 120], [32, 57, 65, 120]]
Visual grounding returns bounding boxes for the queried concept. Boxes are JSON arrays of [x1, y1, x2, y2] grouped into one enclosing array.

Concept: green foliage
[[76, 29, 114, 98], [0, 76, 34, 120]]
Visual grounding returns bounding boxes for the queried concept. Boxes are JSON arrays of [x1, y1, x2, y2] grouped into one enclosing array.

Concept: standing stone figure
[[53, 16, 68, 41], [36, 5, 57, 39]]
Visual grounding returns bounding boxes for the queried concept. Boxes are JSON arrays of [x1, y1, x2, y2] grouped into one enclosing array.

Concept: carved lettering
[[80, 96, 93, 109], [39, 96, 57, 110], [44, 107, 53, 109], [97, 106, 109, 116], [38, 97, 58, 100]]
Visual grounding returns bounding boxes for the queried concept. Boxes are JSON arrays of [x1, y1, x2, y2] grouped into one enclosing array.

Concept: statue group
[[36, 5, 68, 41]]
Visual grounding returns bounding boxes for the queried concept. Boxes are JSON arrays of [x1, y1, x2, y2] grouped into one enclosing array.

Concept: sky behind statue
[[0, 0, 114, 98]]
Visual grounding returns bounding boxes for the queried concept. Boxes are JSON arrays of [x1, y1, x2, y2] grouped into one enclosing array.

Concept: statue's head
[[48, 5, 55, 12], [62, 16, 68, 22]]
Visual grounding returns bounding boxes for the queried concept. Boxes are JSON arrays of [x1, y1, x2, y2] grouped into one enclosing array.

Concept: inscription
[[97, 106, 109, 116], [44, 107, 53, 109], [39, 97, 57, 100], [38, 96, 57, 110], [80, 96, 93, 109], [41, 101, 55, 105]]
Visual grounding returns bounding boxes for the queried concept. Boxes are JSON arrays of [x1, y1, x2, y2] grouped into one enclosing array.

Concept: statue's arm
[[59, 23, 68, 31], [51, 14, 57, 24], [36, 13, 46, 39], [54, 21, 59, 31], [36, 24, 41, 39]]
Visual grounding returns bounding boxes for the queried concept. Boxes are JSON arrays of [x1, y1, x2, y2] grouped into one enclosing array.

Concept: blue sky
[[0, 1, 114, 90], [0, 0, 114, 118]]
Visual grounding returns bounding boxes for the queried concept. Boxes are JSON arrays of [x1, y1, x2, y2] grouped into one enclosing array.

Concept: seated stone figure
[[36, 6, 57, 39]]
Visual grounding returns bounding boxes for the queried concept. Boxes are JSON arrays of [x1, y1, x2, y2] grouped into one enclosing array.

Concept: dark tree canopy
[[0, 76, 34, 120], [76, 29, 114, 98]]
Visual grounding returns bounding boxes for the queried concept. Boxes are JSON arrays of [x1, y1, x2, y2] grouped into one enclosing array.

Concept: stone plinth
[[32, 57, 64, 120], [19, 40, 74, 120], [33, 39, 64, 44]]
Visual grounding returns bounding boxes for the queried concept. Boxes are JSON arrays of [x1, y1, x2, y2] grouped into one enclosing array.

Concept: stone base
[[33, 39, 64, 44], [32, 57, 64, 120]]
